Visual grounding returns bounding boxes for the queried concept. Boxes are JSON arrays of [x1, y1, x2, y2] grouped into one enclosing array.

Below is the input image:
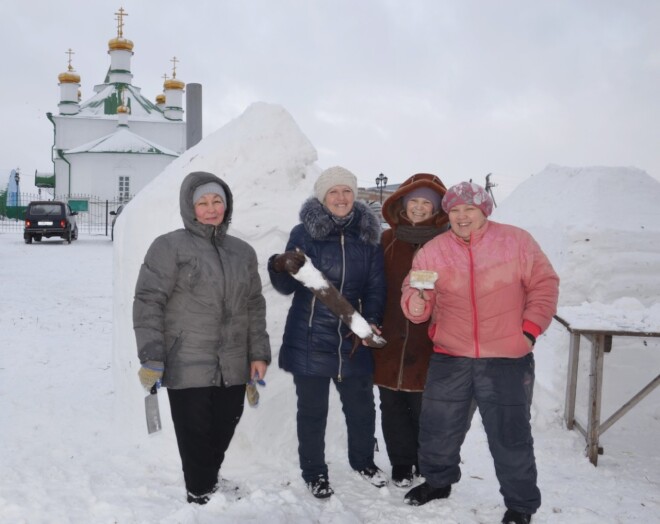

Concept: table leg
[[564, 333, 581, 429], [586, 334, 605, 465]]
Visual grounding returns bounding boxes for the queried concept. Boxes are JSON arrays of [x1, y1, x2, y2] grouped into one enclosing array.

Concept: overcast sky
[[3, 0, 659, 199]]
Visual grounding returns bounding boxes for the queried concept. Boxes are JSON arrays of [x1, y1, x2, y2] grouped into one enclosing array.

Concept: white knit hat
[[314, 166, 358, 201]]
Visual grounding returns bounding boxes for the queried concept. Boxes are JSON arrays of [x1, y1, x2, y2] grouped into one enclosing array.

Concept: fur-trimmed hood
[[381, 173, 449, 230], [299, 197, 382, 246]]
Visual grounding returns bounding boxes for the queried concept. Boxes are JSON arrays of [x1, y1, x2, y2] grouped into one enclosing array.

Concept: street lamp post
[[375, 172, 388, 204], [14, 169, 21, 211]]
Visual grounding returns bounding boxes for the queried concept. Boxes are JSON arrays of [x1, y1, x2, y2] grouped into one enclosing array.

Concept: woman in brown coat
[[373, 173, 449, 487]]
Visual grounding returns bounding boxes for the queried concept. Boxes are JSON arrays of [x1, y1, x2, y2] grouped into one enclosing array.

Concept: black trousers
[[378, 386, 423, 468], [293, 374, 376, 482], [419, 353, 540, 514], [167, 385, 245, 496]]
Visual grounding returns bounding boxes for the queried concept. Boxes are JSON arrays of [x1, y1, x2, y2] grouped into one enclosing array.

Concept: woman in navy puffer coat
[[269, 166, 386, 499]]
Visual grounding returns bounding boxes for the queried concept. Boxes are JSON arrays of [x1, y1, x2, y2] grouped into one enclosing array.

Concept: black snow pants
[[418, 352, 540, 515]]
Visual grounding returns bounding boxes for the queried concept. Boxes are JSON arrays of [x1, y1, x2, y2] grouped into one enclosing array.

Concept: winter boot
[[186, 492, 211, 505], [391, 465, 414, 488], [404, 481, 451, 506], [357, 464, 388, 487], [306, 475, 334, 499], [501, 509, 532, 524]]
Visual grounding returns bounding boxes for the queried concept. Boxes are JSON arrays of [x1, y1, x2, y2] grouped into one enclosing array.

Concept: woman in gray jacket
[[133, 171, 271, 505]]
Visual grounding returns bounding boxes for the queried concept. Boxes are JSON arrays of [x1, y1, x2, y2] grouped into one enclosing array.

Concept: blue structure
[[6, 169, 20, 207]]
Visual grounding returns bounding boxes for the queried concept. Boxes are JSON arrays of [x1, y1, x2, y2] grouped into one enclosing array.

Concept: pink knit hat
[[441, 182, 494, 217]]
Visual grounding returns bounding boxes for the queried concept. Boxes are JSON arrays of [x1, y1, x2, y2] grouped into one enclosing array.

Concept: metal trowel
[[145, 383, 162, 434]]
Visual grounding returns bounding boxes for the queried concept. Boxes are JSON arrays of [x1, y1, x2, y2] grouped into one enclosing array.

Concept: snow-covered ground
[[1, 104, 659, 523]]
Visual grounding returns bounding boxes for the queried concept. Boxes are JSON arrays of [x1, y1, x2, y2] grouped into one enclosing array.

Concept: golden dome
[[108, 37, 134, 51], [58, 70, 81, 83], [155, 94, 165, 104], [117, 105, 130, 114], [164, 78, 185, 90]]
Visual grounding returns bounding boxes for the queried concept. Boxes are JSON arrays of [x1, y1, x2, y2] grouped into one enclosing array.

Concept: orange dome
[[108, 37, 134, 51], [58, 70, 81, 83], [155, 94, 165, 104], [164, 78, 185, 90]]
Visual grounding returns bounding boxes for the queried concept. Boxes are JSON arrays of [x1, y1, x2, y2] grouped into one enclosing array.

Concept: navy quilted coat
[[269, 198, 386, 379]]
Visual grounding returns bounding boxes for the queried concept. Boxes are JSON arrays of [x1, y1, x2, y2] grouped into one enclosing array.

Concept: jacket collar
[[299, 197, 382, 246]]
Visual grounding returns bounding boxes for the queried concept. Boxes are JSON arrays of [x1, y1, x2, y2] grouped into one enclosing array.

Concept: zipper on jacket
[[467, 240, 480, 357], [308, 296, 316, 327], [336, 231, 346, 382]]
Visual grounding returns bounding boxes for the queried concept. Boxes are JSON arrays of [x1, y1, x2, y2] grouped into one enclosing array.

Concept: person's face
[[194, 193, 225, 226], [324, 185, 355, 217], [448, 204, 487, 240], [405, 197, 435, 224]]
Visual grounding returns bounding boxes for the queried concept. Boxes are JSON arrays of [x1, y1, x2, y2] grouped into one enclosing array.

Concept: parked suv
[[24, 201, 78, 244]]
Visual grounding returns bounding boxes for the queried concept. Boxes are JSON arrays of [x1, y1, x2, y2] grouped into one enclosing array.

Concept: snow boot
[[404, 481, 451, 506], [187, 492, 211, 505], [306, 475, 334, 499], [358, 464, 388, 487], [501, 509, 532, 523], [391, 465, 414, 488]]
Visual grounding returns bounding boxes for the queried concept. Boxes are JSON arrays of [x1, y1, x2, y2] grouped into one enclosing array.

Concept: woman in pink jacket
[[400, 182, 559, 524]]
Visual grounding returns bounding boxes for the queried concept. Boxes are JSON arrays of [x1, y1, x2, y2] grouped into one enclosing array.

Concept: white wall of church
[[52, 117, 185, 155], [60, 154, 176, 200]]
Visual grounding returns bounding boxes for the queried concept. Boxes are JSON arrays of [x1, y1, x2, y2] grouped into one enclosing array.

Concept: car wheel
[[66, 230, 72, 244], [25, 235, 32, 244], [73, 226, 78, 240]]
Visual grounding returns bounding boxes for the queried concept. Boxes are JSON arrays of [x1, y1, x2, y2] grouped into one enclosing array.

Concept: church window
[[118, 176, 131, 202]]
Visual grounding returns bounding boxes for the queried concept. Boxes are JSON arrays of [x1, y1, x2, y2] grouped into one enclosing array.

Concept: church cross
[[170, 56, 179, 78], [65, 48, 75, 71], [115, 7, 128, 38]]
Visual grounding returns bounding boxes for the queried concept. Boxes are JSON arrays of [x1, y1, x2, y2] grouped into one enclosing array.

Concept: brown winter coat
[[372, 173, 449, 391]]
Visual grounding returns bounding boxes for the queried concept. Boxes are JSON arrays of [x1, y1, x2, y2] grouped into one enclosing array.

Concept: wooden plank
[[600, 374, 660, 435], [586, 334, 605, 466], [564, 332, 581, 430], [572, 327, 659, 337], [554, 314, 660, 338]]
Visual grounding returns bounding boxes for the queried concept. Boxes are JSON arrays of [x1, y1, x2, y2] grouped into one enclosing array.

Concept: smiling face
[[194, 193, 226, 226], [323, 185, 355, 217], [405, 197, 435, 224], [448, 203, 487, 240]]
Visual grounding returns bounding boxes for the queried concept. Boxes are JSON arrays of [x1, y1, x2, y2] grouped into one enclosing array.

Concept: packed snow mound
[[111, 102, 320, 437], [493, 164, 660, 306]]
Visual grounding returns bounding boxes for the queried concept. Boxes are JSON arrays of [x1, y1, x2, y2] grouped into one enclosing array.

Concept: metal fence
[[0, 192, 129, 236]]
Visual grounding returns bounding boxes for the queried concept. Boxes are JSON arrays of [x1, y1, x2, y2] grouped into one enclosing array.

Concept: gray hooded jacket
[[133, 171, 271, 388]]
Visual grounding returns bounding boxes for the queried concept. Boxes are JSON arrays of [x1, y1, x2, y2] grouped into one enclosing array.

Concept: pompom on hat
[[193, 182, 226, 206], [441, 181, 494, 217], [402, 187, 443, 212], [314, 166, 358, 202]]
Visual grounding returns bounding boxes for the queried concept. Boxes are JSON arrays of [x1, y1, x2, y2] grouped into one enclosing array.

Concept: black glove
[[272, 251, 306, 274]]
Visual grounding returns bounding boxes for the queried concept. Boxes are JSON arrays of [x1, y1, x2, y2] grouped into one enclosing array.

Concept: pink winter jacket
[[401, 221, 559, 359]]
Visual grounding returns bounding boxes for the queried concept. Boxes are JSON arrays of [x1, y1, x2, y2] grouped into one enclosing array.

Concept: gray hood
[[180, 171, 234, 240]]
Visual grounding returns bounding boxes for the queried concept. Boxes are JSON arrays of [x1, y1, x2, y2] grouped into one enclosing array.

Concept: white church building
[[47, 8, 188, 203]]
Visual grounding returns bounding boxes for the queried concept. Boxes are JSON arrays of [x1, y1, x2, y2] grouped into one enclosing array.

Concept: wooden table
[[554, 312, 660, 466]]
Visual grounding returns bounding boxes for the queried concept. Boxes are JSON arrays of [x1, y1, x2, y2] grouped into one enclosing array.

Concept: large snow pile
[[493, 164, 660, 306], [112, 102, 319, 438]]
